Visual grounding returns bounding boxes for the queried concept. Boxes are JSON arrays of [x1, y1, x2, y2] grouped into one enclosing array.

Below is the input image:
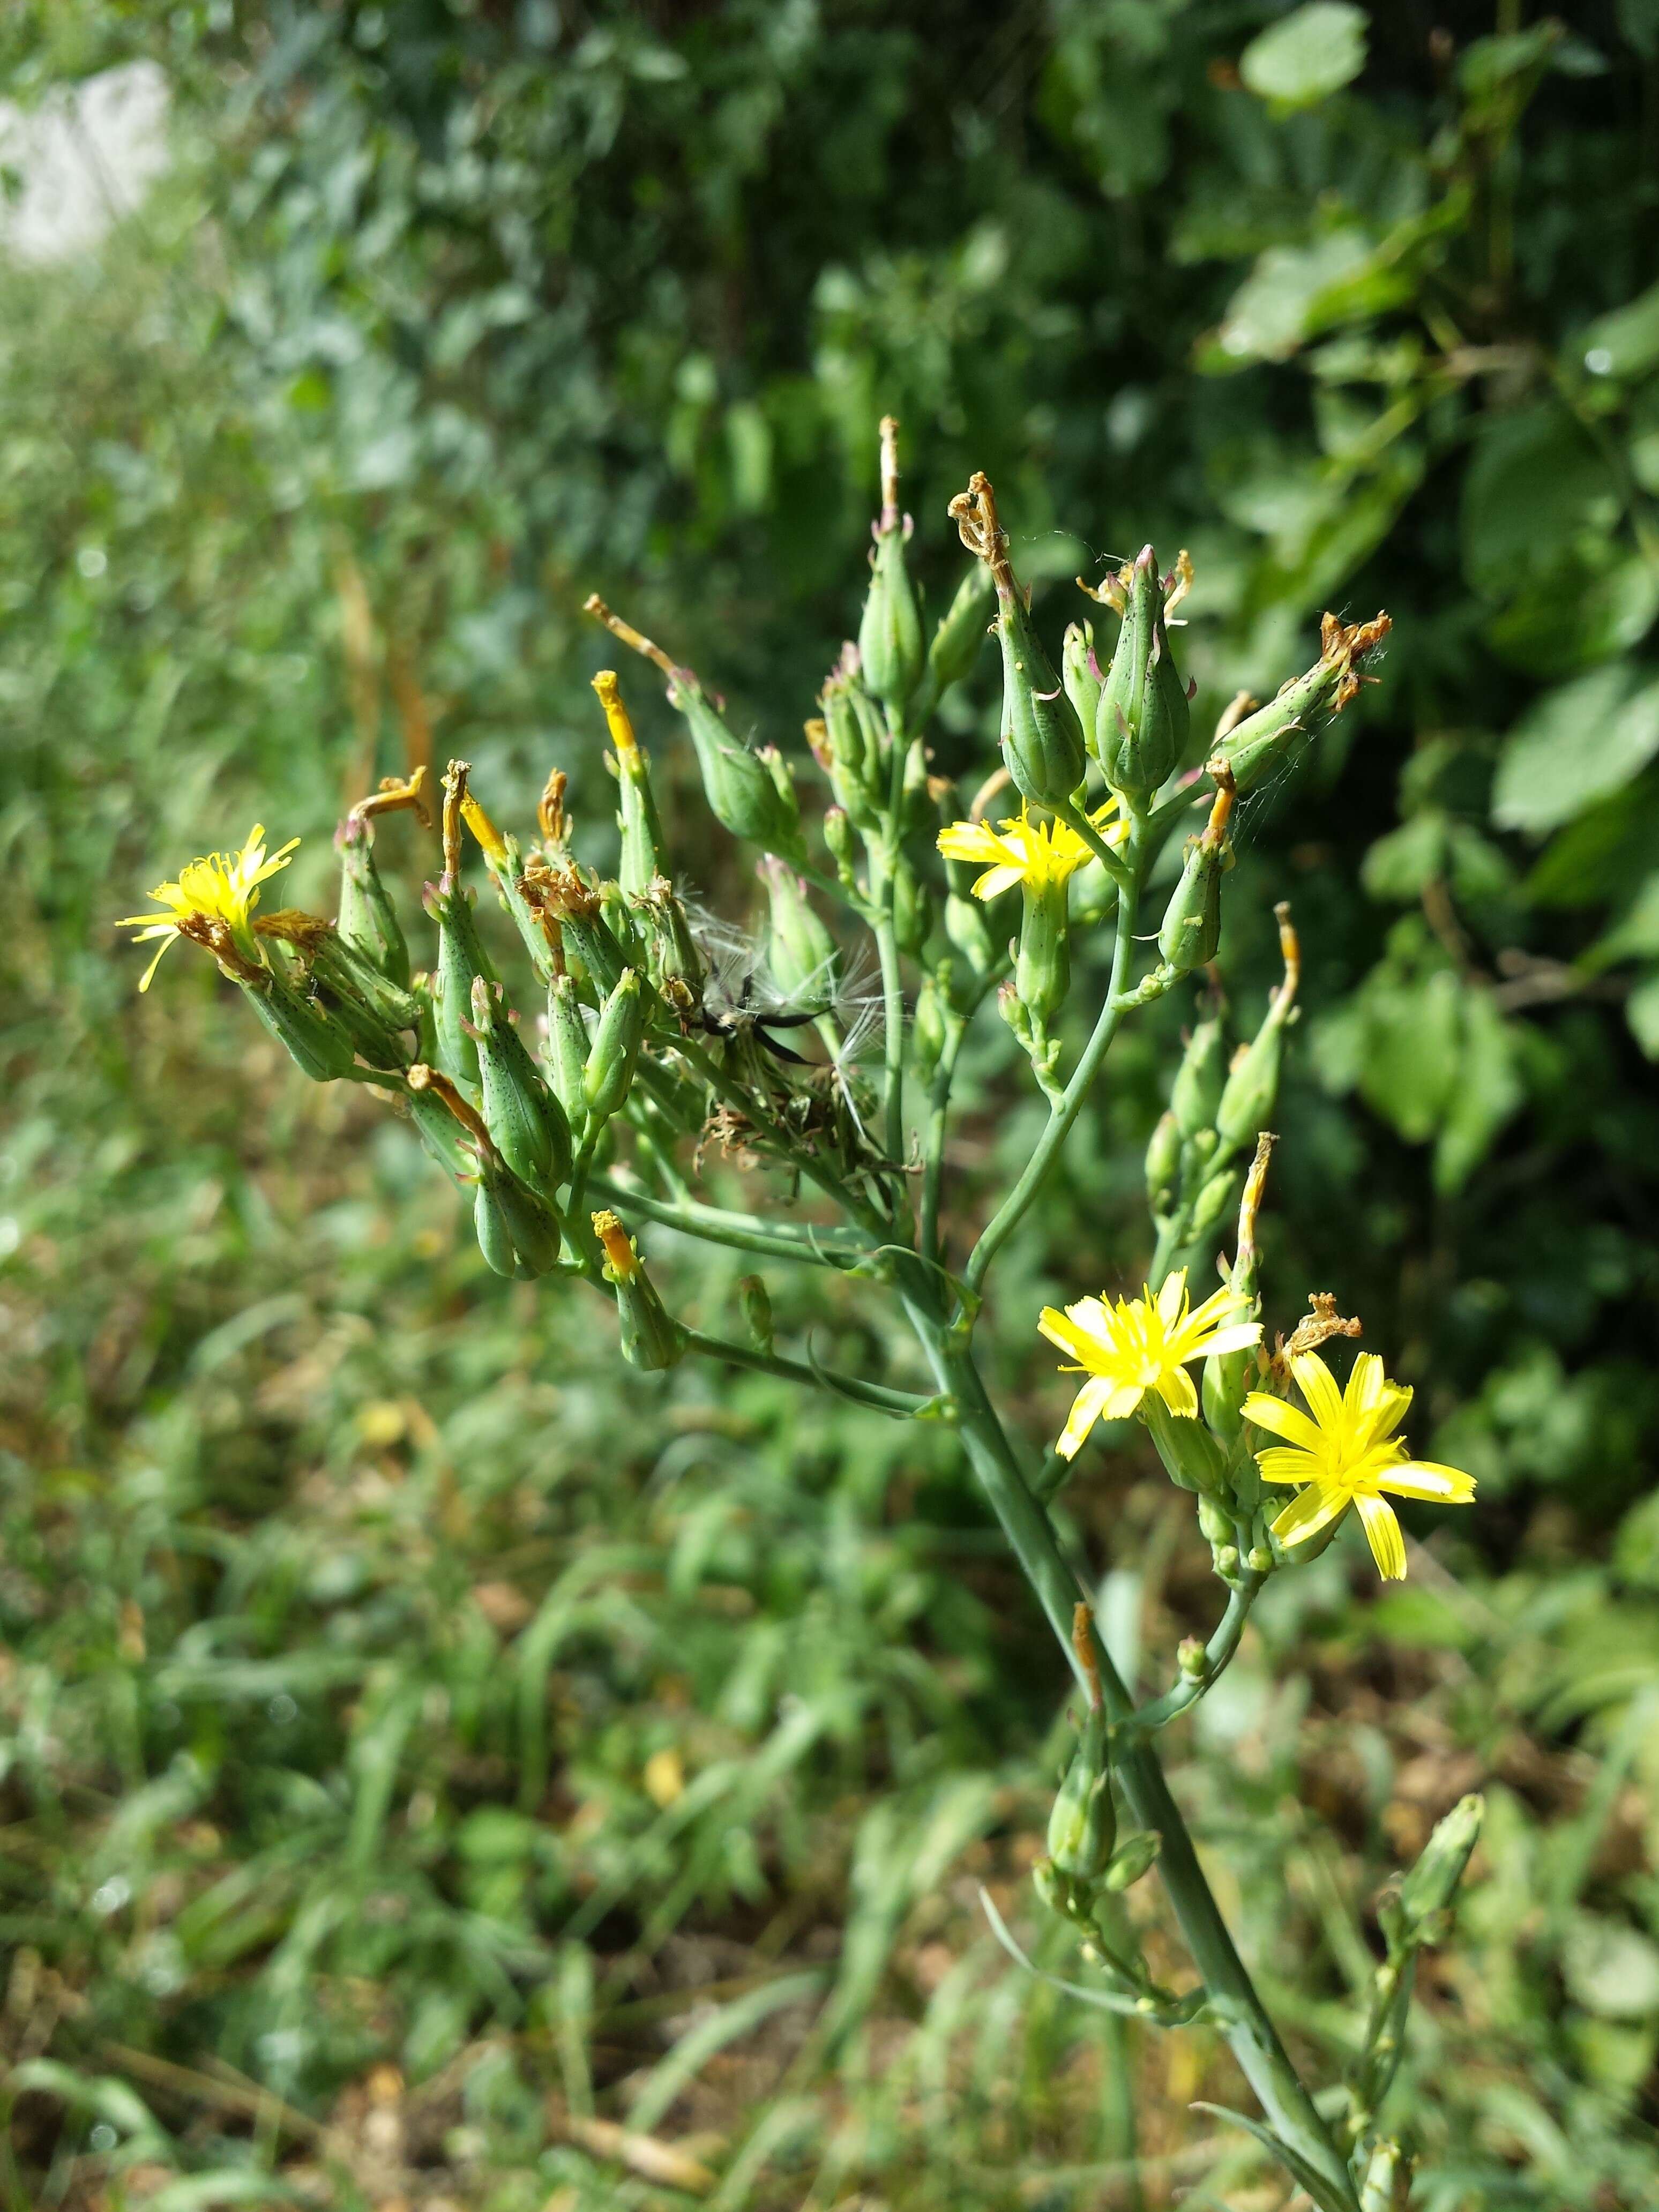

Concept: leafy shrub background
[[3, 3, 1659, 2206]]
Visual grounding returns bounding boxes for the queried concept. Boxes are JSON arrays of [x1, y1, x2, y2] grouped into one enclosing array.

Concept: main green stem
[[964, 847, 1141, 1295], [899, 1277, 1356, 2211]]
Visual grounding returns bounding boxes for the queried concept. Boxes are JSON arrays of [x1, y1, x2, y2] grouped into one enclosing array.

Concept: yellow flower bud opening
[[591, 668, 640, 758], [116, 823, 299, 991], [459, 790, 509, 865]]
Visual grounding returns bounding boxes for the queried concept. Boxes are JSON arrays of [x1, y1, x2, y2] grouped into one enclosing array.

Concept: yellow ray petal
[[1289, 1350, 1346, 1433], [1242, 1392, 1326, 1455], [1356, 1493, 1407, 1579], [1256, 1446, 1322, 1488], [1377, 1460, 1476, 1504], [1037, 1303, 1107, 1368], [1057, 1375, 1115, 1460], [1154, 1365, 1199, 1418], [1271, 1483, 1349, 1548]]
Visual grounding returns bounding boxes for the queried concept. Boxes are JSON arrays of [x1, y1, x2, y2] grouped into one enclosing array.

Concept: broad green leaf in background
[[1492, 668, 1659, 834], [1238, 4, 1369, 112]]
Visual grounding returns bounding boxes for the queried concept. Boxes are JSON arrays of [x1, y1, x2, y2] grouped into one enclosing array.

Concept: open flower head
[[937, 799, 1126, 901], [1245, 1350, 1475, 1581], [1039, 1268, 1261, 1459], [117, 824, 298, 990]]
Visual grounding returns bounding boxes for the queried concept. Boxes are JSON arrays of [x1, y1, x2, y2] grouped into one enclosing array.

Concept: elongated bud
[[1062, 621, 1101, 736], [892, 853, 932, 961], [1187, 1165, 1240, 1243], [1145, 1110, 1181, 1216], [759, 857, 839, 1008], [1171, 1015, 1227, 1140], [593, 670, 669, 898], [630, 875, 704, 1014], [429, 763, 497, 1090], [924, 561, 996, 696], [255, 910, 420, 1069], [911, 970, 947, 1079], [1015, 877, 1070, 1034], [951, 473, 1086, 808], [592, 1209, 684, 1370], [857, 416, 925, 721], [1399, 1793, 1483, 1930], [738, 1273, 773, 1356], [474, 1163, 563, 1279], [1045, 1705, 1115, 1882], [581, 593, 806, 860], [1214, 611, 1391, 793], [406, 1061, 489, 1178], [1096, 547, 1190, 798], [1215, 905, 1299, 1156], [584, 967, 646, 1121], [1142, 1393, 1230, 1496], [243, 965, 359, 1083], [1103, 1828, 1161, 1892], [469, 975, 571, 1191], [545, 973, 592, 1120], [1203, 1132, 1274, 1441], [337, 824, 407, 989], [812, 671, 882, 829], [1157, 765, 1234, 975], [823, 805, 858, 888]]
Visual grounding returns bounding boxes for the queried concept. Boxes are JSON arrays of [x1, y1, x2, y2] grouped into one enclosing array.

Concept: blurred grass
[[5, 9, 1659, 2209]]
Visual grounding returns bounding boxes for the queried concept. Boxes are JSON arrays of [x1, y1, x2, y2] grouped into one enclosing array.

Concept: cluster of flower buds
[[1145, 902, 1302, 1282]]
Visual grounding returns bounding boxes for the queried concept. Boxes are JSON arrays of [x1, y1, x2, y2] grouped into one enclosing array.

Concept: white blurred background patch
[[0, 60, 170, 265]]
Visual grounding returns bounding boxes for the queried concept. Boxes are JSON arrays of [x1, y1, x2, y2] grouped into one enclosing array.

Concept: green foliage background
[[4, 3, 1659, 2206]]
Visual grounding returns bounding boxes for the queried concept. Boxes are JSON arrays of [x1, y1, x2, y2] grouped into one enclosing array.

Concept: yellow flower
[[117, 824, 298, 991], [1244, 1350, 1475, 1581], [1039, 1268, 1262, 1459], [937, 799, 1126, 900]]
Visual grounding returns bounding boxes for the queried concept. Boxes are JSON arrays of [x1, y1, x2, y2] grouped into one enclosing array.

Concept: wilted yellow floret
[[116, 824, 298, 991], [937, 799, 1126, 900], [1039, 1269, 1261, 1459], [1244, 1350, 1475, 1581]]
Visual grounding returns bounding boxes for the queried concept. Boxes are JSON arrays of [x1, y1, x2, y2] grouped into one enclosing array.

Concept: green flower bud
[[470, 975, 571, 1191], [584, 967, 646, 1122], [630, 877, 705, 1016], [911, 971, 947, 1079], [1145, 1110, 1181, 1215], [1102, 1828, 1161, 1892], [1187, 1165, 1240, 1241], [1201, 1135, 1273, 1443], [1157, 773, 1234, 977], [257, 912, 419, 1071], [1016, 877, 1070, 1033], [336, 814, 411, 988], [1096, 547, 1190, 799], [1062, 621, 1101, 737], [427, 873, 494, 1093], [759, 857, 839, 1008], [473, 1176, 518, 1277], [823, 805, 858, 886], [738, 1273, 773, 1356], [242, 968, 358, 1084], [545, 973, 592, 1122], [950, 473, 1085, 808], [924, 561, 996, 696], [1142, 1392, 1229, 1497], [671, 671, 805, 860], [1171, 1017, 1227, 1140], [1197, 1493, 1233, 1546], [1399, 1793, 1483, 1930], [809, 672, 883, 830], [593, 671, 669, 898], [1046, 1706, 1115, 1882], [492, 1168, 564, 1276], [1215, 912, 1299, 1156], [1213, 611, 1391, 795], [892, 854, 933, 961], [592, 1209, 684, 1370], [858, 420, 925, 720]]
